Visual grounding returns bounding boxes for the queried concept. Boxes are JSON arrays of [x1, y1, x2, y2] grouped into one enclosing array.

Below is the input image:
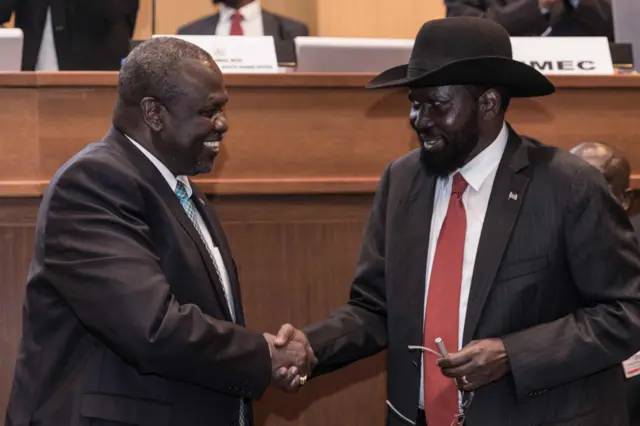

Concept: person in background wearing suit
[[445, 0, 613, 40], [272, 17, 640, 426], [177, 0, 308, 40], [570, 141, 640, 426], [4, 37, 314, 426], [0, 0, 138, 71]]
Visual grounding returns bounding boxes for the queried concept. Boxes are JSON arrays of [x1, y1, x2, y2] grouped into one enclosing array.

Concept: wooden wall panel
[[1, 74, 640, 195], [0, 199, 38, 420], [136, 0, 442, 39], [216, 195, 386, 426], [1, 72, 640, 423], [316, 0, 445, 38], [0, 195, 386, 426], [137, 0, 318, 39], [0, 89, 39, 184]]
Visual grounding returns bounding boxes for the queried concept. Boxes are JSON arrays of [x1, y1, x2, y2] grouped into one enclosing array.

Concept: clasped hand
[[264, 324, 317, 393]]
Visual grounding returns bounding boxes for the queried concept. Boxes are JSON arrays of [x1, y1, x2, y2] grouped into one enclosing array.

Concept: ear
[[140, 97, 164, 132], [479, 89, 502, 121], [622, 187, 634, 213]]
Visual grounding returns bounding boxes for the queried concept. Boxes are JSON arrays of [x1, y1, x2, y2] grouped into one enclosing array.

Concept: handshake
[[263, 324, 317, 393]]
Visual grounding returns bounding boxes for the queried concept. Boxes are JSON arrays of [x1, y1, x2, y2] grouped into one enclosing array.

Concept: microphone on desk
[[151, 0, 157, 36]]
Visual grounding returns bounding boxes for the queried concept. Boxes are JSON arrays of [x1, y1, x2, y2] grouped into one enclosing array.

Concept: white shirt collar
[[218, 0, 262, 22], [124, 134, 193, 198], [456, 121, 509, 192]]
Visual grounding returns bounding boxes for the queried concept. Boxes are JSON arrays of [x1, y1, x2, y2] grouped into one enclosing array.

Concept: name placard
[[152, 35, 279, 73], [510, 37, 614, 75]]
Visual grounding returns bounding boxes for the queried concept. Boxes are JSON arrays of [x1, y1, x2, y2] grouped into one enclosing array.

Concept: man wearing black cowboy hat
[[271, 17, 640, 426]]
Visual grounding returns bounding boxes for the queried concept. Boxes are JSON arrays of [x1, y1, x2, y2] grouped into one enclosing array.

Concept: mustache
[[410, 122, 444, 141], [416, 131, 447, 141]]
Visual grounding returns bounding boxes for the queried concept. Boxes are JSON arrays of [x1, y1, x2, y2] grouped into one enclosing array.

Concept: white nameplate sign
[[510, 37, 614, 75], [152, 35, 279, 73]]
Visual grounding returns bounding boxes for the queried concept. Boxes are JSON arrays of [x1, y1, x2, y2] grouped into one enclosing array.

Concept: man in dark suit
[[272, 17, 640, 426], [570, 141, 640, 425], [4, 37, 313, 426], [0, 0, 138, 70], [177, 0, 308, 40], [446, 0, 613, 40]]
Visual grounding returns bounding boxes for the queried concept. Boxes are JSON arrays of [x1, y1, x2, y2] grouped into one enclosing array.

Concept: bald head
[[571, 141, 633, 212]]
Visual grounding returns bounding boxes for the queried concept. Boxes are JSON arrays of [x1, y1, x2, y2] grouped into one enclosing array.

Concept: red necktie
[[230, 12, 244, 35], [423, 173, 468, 426]]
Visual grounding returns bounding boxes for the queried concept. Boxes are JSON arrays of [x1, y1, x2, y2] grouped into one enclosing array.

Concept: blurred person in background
[[177, 0, 308, 40], [445, 0, 613, 40], [0, 0, 139, 70], [571, 141, 640, 425]]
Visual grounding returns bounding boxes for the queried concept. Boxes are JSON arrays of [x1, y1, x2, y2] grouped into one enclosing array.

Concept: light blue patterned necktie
[[174, 181, 235, 320], [175, 181, 246, 426]]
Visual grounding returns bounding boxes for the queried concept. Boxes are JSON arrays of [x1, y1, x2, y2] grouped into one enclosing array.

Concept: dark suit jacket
[[176, 9, 309, 40], [303, 127, 640, 426], [4, 128, 271, 426], [446, 0, 614, 40], [0, 0, 138, 70], [628, 214, 640, 425]]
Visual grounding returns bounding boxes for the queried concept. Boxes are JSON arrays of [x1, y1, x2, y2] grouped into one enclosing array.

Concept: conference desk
[[0, 72, 639, 425]]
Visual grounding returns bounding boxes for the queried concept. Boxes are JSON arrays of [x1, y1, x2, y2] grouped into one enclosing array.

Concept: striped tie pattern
[[174, 181, 247, 426]]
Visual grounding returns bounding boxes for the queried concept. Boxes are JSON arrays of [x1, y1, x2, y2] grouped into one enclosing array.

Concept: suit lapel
[[107, 128, 234, 322], [211, 13, 221, 33], [156, 186, 235, 322], [403, 169, 438, 353], [191, 186, 245, 326], [261, 11, 280, 38], [462, 129, 532, 345]]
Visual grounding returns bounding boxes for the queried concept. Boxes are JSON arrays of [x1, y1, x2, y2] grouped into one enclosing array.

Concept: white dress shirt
[[418, 122, 509, 410], [216, 0, 264, 36], [35, 7, 59, 71], [125, 135, 236, 320]]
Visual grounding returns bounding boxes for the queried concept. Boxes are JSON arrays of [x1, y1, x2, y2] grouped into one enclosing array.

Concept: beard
[[419, 129, 480, 177], [192, 149, 217, 175], [194, 157, 215, 175]]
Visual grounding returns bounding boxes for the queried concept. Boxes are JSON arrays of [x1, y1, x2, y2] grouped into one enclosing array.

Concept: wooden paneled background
[[0, 195, 387, 426], [1, 73, 640, 425], [4, 0, 446, 39]]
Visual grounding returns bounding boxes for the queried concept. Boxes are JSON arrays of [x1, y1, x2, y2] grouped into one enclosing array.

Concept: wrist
[[263, 333, 273, 359]]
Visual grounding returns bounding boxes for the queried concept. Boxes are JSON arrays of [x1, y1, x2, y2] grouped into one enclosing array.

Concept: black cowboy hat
[[366, 17, 555, 97]]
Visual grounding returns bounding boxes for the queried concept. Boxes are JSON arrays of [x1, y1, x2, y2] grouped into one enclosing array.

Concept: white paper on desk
[[623, 351, 640, 379], [152, 35, 279, 74]]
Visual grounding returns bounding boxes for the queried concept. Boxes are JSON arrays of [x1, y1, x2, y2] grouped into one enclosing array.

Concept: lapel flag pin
[[508, 192, 519, 201]]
